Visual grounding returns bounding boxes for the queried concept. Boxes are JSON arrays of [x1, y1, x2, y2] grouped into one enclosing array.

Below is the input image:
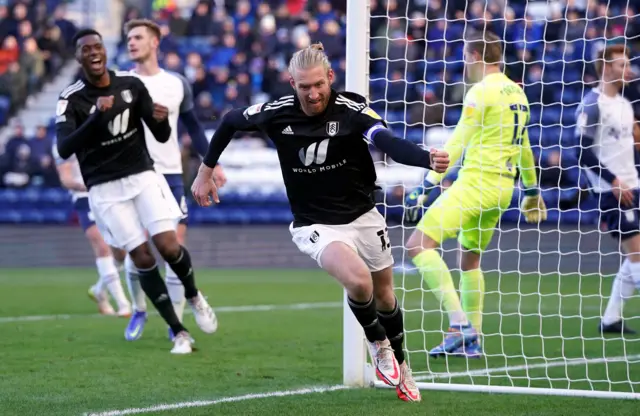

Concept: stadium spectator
[[0, 0, 639, 228], [0, 36, 20, 74]]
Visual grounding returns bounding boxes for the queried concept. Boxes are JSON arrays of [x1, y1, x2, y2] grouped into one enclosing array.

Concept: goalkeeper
[[404, 30, 547, 359]]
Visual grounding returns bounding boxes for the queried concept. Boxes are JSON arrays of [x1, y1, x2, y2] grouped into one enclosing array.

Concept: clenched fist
[[96, 96, 114, 112], [152, 103, 169, 121], [429, 148, 449, 173]]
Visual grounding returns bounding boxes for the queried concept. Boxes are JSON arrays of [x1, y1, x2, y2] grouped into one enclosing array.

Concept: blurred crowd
[[0, 0, 77, 188], [0, 0, 639, 217]]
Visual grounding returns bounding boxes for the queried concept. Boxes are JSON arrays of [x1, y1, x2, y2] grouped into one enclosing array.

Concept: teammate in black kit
[[55, 29, 216, 354], [192, 43, 450, 401]]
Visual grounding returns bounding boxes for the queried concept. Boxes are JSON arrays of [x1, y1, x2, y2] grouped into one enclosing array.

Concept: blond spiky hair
[[288, 42, 331, 76]]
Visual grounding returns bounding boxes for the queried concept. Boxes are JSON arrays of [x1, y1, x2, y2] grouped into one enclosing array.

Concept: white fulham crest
[[326, 121, 339, 137], [56, 100, 68, 116], [121, 89, 133, 103]]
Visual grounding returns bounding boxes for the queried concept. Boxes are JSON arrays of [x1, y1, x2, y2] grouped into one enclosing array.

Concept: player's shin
[[96, 256, 131, 315], [460, 268, 485, 334], [348, 294, 400, 386], [412, 249, 467, 326], [165, 245, 217, 334], [347, 295, 387, 342], [165, 246, 198, 299], [165, 264, 186, 321], [137, 264, 188, 336], [377, 296, 406, 365], [125, 255, 147, 312]]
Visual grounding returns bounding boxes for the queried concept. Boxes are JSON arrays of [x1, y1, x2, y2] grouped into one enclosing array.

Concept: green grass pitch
[[0, 268, 639, 415]]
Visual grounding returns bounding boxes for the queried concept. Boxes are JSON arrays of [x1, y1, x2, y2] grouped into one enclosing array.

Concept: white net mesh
[[366, 0, 640, 395]]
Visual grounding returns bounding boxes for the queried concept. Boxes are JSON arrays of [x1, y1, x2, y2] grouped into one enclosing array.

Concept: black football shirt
[[55, 70, 170, 188], [241, 90, 386, 226]]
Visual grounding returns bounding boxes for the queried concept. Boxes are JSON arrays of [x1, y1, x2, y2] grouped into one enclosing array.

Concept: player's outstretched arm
[[366, 125, 449, 172], [192, 107, 259, 207]]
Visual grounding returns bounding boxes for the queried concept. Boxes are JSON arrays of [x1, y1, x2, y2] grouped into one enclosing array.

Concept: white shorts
[[289, 208, 394, 272], [88, 170, 183, 252]]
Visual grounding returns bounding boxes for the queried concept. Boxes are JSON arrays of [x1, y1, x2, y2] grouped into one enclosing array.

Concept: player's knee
[[406, 230, 437, 258], [129, 243, 156, 270], [111, 248, 126, 264], [347, 276, 374, 302], [176, 223, 187, 244], [372, 267, 396, 309], [460, 250, 481, 271], [152, 231, 181, 261], [85, 226, 111, 257], [342, 264, 374, 302]]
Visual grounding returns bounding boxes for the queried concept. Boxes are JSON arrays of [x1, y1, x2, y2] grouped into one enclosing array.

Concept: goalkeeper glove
[[520, 189, 548, 223], [404, 179, 437, 224]]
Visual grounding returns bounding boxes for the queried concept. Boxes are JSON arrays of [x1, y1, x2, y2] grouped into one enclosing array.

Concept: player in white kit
[[52, 138, 132, 317], [123, 19, 226, 342], [575, 44, 639, 334]]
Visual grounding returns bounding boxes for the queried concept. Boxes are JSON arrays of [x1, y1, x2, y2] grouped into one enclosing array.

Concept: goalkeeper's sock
[[377, 296, 406, 364], [412, 249, 468, 326], [460, 268, 485, 334], [603, 260, 635, 325], [347, 295, 387, 342]]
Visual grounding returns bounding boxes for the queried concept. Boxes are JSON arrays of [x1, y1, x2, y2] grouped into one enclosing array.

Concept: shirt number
[[509, 104, 529, 146]]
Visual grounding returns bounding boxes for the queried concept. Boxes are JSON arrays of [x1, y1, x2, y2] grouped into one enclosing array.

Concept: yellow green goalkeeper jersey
[[426, 72, 537, 189]]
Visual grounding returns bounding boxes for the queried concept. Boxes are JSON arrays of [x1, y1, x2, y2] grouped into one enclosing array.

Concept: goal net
[[343, 0, 640, 399]]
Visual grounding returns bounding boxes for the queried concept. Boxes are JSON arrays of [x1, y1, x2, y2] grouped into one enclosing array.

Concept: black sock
[[138, 265, 187, 335], [348, 295, 387, 343], [378, 298, 405, 364], [166, 246, 198, 299]]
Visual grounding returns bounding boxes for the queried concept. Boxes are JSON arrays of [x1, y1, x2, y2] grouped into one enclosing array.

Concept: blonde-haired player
[[192, 42, 453, 402], [405, 30, 547, 358]]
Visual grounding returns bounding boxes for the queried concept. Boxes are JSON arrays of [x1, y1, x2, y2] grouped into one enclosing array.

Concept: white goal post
[[342, 0, 640, 400]]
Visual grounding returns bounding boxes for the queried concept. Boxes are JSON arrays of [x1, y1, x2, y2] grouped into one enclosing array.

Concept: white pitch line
[[415, 354, 640, 381], [85, 355, 640, 415], [0, 300, 604, 324], [83, 385, 350, 416], [0, 301, 343, 324]]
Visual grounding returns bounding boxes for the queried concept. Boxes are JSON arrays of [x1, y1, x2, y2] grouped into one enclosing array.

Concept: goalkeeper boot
[[187, 292, 218, 334], [452, 340, 483, 359], [429, 324, 478, 358], [367, 338, 401, 386], [88, 286, 115, 316], [599, 320, 637, 335], [396, 361, 421, 402], [124, 310, 148, 341]]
